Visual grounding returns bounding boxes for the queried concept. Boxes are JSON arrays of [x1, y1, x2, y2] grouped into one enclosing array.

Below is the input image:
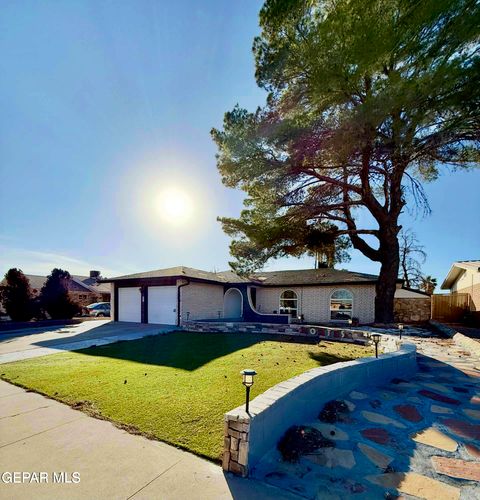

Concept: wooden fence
[[431, 293, 471, 322]]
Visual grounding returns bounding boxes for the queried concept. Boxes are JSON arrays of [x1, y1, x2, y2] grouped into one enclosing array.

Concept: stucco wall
[[455, 283, 480, 312], [255, 285, 376, 324], [180, 282, 225, 321]]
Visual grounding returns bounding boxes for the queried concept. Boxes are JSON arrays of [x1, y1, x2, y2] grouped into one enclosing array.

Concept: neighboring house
[[103, 266, 405, 326], [441, 260, 480, 311], [1, 271, 110, 308]]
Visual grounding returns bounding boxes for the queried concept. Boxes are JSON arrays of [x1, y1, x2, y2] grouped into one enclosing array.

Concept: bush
[[40, 269, 80, 319], [1, 268, 34, 321]]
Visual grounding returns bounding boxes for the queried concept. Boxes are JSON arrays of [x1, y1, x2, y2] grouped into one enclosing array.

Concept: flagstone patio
[[252, 337, 480, 500]]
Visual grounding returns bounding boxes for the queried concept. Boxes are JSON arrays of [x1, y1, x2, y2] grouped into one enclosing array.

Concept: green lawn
[[0, 332, 371, 461]]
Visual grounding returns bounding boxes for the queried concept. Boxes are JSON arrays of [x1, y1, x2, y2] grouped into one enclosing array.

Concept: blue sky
[[1, 1, 479, 285]]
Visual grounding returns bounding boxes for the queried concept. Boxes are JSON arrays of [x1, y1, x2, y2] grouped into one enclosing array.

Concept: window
[[279, 290, 298, 317], [330, 289, 353, 320]]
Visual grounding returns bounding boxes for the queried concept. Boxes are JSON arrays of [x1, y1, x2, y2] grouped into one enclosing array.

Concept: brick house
[[441, 260, 480, 311], [103, 266, 407, 326], [2, 271, 110, 308]]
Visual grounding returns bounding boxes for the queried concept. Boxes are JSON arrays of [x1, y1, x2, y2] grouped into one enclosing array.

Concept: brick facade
[[180, 282, 225, 321], [255, 285, 376, 324]]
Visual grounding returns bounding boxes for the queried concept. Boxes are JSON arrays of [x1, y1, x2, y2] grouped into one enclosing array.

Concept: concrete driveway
[[0, 321, 177, 364], [0, 380, 296, 499]]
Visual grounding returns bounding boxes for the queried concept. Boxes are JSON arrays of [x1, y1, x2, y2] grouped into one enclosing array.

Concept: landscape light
[[398, 323, 404, 339], [241, 369, 257, 413], [348, 318, 353, 326], [371, 333, 381, 358]]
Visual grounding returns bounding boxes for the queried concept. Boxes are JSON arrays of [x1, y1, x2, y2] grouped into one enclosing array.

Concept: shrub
[[0, 268, 34, 321], [40, 269, 80, 319]]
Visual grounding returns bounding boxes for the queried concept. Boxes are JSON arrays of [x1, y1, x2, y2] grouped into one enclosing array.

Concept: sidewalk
[[0, 381, 297, 500]]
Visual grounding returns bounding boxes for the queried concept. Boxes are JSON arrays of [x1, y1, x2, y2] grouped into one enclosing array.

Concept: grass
[[0, 332, 372, 461]]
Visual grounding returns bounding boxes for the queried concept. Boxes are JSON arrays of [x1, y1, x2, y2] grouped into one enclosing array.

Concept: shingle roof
[[250, 268, 380, 286], [103, 266, 250, 284], [1, 274, 110, 294], [104, 266, 383, 286]]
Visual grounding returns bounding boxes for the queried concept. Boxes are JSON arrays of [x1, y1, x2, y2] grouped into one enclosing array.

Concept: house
[[1, 271, 111, 307], [103, 266, 406, 326], [441, 260, 480, 311]]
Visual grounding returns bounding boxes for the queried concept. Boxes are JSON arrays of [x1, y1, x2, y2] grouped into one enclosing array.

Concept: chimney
[[90, 270, 100, 279]]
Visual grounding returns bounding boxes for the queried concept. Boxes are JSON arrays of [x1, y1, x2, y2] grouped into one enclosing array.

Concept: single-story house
[[1, 270, 111, 307], [441, 260, 480, 312], [103, 266, 406, 326]]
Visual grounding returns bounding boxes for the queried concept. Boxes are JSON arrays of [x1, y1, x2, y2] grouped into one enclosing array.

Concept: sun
[[155, 187, 193, 224]]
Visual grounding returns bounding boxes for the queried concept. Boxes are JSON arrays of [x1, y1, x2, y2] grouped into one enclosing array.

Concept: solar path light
[[371, 333, 381, 358], [241, 369, 257, 413], [398, 323, 404, 339]]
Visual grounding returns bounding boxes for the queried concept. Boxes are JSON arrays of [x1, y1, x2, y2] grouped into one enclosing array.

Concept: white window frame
[[279, 290, 298, 317], [330, 289, 353, 321]]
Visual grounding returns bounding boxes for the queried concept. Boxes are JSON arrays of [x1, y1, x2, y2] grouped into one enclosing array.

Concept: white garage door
[[118, 287, 142, 322], [148, 286, 177, 325]]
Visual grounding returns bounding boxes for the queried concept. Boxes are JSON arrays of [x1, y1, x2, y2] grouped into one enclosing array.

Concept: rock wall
[[394, 298, 431, 323]]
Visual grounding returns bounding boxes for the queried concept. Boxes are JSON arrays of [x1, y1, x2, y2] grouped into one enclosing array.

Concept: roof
[[102, 266, 250, 284], [103, 266, 386, 287], [250, 268, 383, 286], [395, 287, 430, 298], [1, 274, 110, 294], [441, 260, 480, 290]]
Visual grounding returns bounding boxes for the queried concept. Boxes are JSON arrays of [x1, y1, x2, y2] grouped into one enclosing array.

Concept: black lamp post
[[241, 369, 257, 413], [398, 323, 404, 339], [371, 333, 381, 358]]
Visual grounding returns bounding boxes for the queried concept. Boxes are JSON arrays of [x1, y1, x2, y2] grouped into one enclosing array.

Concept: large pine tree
[[212, 0, 480, 322]]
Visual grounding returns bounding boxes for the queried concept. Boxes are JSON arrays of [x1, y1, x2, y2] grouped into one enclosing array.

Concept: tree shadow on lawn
[[67, 333, 362, 371]]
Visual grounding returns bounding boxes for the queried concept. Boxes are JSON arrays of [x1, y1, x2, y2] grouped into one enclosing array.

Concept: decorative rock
[[421, 382, 450, 394], [418, 389, 461, 406], [344, 400, 356, 412], [465, 443, 480, 460], [463, 408, 480, 420], [407, 396, 421, 404], [393, 405, 423, 423], [366, 472, 460, 500], [432, 456, 480, 481], [314, 423, 349, 441], [305, 448, 356, 469], [350, 391, 368, 400], [430, 405, 453, 414], [411, 428, 457, 452], [361, 411, 406, 429], [361, 428, 391, 445], [442, 418, 480, 440], [358, 443, 393, 469]]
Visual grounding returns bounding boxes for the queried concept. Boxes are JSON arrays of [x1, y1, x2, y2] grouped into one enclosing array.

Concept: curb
[[430, 320, 480, 357]]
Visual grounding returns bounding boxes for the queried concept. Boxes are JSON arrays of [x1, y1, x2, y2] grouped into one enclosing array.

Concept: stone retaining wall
[[394, 297, 431, 323], [430, 320, 480, 357], [223, 343, 417, 477], [183, 321, 370, 344]]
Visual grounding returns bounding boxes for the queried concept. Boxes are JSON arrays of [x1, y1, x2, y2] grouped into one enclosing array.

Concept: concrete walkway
[[0, 380, 297, 500], [0, 321, 177, 364], [253, 337, 480, 499]]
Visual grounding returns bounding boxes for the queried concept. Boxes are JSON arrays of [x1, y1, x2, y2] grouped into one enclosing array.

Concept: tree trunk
[[375, 231, 400, 324]]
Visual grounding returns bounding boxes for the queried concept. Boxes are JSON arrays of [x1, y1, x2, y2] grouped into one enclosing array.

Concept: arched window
[[279, 290, 298, 317], [330, 289, 353, 321]]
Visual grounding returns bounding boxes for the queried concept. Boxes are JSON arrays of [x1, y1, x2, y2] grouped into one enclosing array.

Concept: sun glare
[[155, 187, 193, 224]]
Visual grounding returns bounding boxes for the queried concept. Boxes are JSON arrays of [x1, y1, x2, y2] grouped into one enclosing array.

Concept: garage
[[118, 287, 142, 322], [148, 286, 177, 325]]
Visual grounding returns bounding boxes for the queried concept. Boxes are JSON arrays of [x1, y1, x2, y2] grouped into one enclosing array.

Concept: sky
[[0, 1, 479, 286]]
